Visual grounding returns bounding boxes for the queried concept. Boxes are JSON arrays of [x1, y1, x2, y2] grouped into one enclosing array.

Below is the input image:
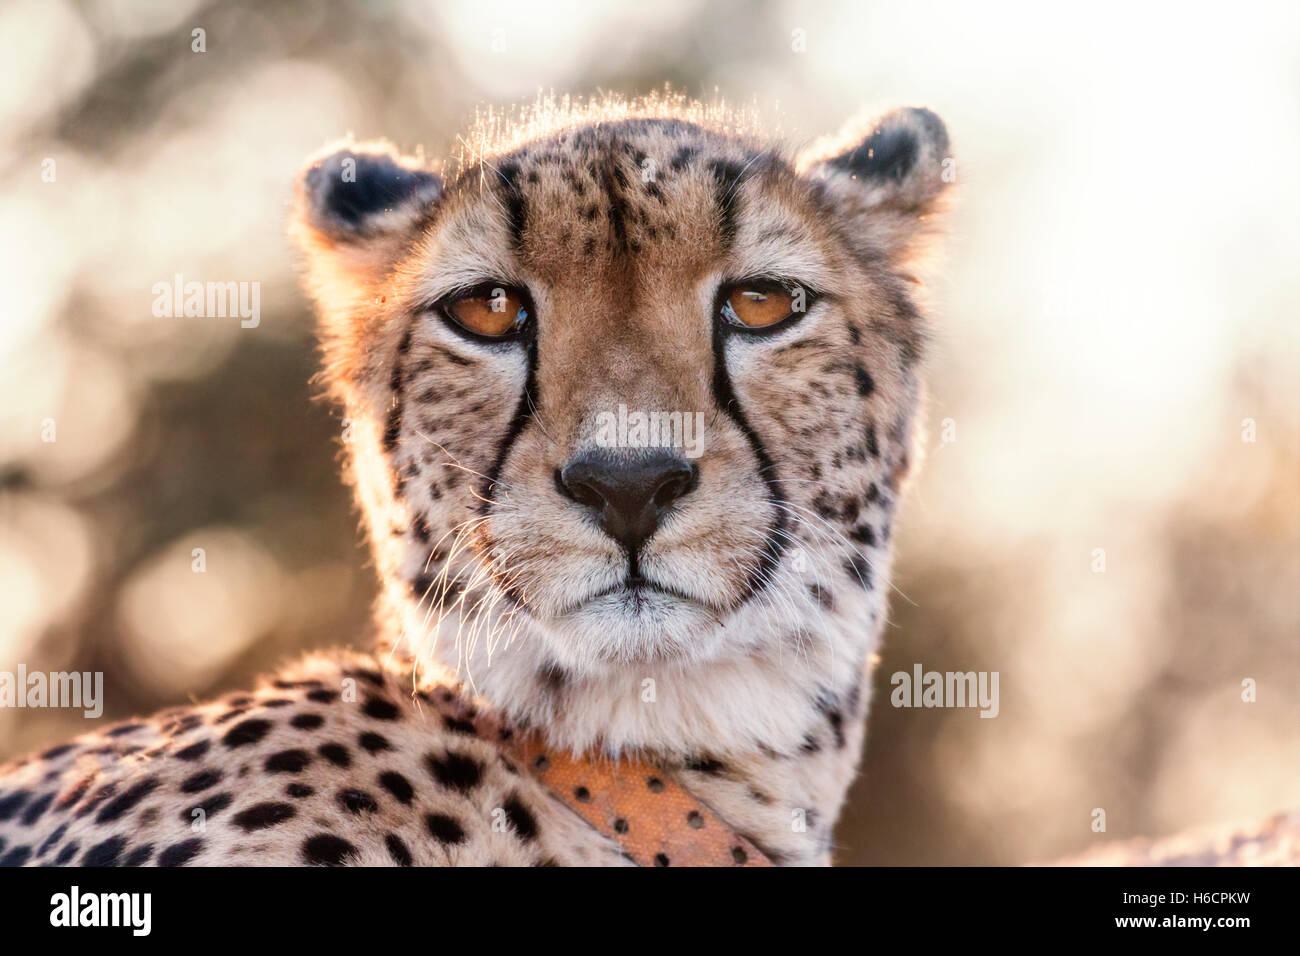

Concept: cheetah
[[0, 96, 953, 867]]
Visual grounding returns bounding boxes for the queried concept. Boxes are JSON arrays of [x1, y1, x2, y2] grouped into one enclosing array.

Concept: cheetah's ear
[[295, 142, 442, 243], [291, 141, 442, 293], [291, 142, 443, 389], [799, 107, 953, 265]]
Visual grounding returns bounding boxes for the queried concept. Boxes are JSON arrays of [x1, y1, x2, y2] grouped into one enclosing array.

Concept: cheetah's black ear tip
[[815, 106, 952, 208], [297, 142, 443, 242]]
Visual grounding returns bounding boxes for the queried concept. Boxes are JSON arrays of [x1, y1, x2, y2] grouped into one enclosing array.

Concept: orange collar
[[426, 689, 772, 867]]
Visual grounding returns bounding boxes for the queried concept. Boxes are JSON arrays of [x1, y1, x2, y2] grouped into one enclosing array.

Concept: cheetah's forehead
[[417, 119, 837, 306]]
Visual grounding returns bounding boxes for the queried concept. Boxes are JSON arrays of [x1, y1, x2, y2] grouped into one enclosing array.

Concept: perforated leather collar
[[426, 688, 772, 867]]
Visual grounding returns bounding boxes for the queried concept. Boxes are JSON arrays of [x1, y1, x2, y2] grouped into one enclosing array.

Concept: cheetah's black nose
[[555, 452, 699, 558]]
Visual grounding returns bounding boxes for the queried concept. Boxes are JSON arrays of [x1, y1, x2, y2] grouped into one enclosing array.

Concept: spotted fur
[[0, 96, 952, 866]]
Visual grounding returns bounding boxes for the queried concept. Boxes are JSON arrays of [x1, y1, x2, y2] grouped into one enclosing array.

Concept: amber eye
[[442, 286, 530, 339], [720, 283, 799, 329]]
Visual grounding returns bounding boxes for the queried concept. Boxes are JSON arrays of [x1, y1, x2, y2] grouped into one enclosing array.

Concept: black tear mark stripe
[[711, 314, 790, 605], [476, 335, 539, 519], [706, 159, 790, 602]]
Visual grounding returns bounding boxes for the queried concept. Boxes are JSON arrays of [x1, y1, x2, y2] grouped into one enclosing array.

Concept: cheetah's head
[[292, 101, 951, 683]]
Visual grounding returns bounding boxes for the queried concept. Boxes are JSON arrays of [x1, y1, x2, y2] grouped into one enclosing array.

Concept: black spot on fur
[[411, 573, 434, 602], [385, 834, 413, 866], [337, 789, 378, 815], [54, 843, 79, 865], [811, 584, 835, 610], [105, 722, 147, 738], [378, 771, 414, 805], [503, 794, 539, 841], [123, 844, 154, 867], [426, 813, 467, 845], [0, 844, 32, 867], [37, 823, 67, 858], [174, 740, 211, 761], [442, 714, 476, 735], [363, 697, 400, 721], [287, 783, 315, 799], [182, 792, 232, 822], [222, 718, 272, 748], [684, 756, 726, 774], [359, 732, 390, 753], [383, 404, 402, 456], [0, 790, 30, 821], [265, 750, 312, 773], [306, 689, 337, 704], [179, 770, 222, 793], [158, 838, 203, 867], [95, 777, 160, 824], [233, 802, 296, 832], [540, 663, 568, 694], [849, 524, 877, 547], [290, 713, 324, 730], [81, 836, 126, 867], [317, 743, 351, 768], [426, 751, 482, 794], [822, 707, 846, 749], [20, 792, 53, 826], [302, 833, 356, 866], [854, 364, 875, 397], [844, 554, 873, 589]]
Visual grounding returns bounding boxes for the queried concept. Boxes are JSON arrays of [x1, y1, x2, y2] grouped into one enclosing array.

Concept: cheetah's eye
[[441, 285, 531, 339], [719, 282, 801, 330]]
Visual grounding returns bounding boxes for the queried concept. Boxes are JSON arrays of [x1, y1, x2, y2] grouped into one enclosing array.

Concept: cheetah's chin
[[546, 585, 725, 666]]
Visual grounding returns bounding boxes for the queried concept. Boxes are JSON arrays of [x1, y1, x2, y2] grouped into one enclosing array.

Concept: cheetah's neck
[[379, 589, 881, 865]]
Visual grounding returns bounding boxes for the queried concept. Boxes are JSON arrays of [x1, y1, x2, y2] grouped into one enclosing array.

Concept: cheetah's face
[[294, 107, 951, 675]]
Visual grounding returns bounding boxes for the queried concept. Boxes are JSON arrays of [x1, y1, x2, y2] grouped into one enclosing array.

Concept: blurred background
[[1, 0, 1296, 864]]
